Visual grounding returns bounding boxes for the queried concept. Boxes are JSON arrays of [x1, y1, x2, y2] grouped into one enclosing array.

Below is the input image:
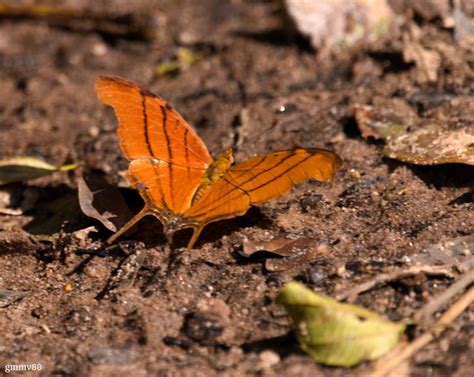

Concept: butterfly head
[[211, 148, 234, 174], [197, 148, 234, 192], [218, 148, 234, 163]]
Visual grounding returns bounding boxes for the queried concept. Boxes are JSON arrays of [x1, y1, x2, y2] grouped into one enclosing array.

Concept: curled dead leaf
[[78, 172, 133, 232], [241, 237, 331, 273]]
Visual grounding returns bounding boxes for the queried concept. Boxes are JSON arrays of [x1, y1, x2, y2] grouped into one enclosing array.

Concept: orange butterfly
[[95, 76, 342, 248]]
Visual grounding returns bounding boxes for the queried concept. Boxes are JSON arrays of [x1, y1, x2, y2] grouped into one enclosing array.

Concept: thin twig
[[414, 268, 474, 323], [368, 285, 474, 377], [0, 3, 156, 40], [336, 265, 457, 302]]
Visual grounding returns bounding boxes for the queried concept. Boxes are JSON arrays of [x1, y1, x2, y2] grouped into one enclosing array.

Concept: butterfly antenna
[[227, 95, 347, 156], [228, 114, 283, 155]]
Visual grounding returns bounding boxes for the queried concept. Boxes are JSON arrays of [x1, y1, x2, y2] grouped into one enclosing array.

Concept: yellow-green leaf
[[176, 47, 201, 65], [156, 61, 181, 76], [276, 282, 405, 367], [0, 156, 78, 185], [156, 48, 201, 76]]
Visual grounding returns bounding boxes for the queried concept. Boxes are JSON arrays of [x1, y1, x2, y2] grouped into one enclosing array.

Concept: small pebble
[[336, 265, 347, 277], [88, 126, 100, 137], [92, 43, 108, 56], [349, 169, 361, 179], [258, 350, 280, 369]]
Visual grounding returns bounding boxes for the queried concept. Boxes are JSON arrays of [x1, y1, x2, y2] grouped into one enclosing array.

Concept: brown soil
[[0, 1, 473, 376]]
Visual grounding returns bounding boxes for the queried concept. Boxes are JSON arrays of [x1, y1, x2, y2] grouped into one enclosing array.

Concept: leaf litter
[[78, 171, 133, 233], [354, 100, 474, 165], [240, 236, 331, 273]]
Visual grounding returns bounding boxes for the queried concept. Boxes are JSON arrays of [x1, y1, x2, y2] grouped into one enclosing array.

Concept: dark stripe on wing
[[191, 189, 249, 220], [247, 154, 313, 193], [184, 128, 190, 181], [152, 162, 167, 208], [161, 105, 174, 209], [230, 154, 269, 181], [239, 152, 296, 189], [140, 91, 155, 157], [189, 153, 295, 217]]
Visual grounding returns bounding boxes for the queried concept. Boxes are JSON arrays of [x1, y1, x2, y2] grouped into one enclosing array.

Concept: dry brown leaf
[[241, 237, 330, 272], [241, 237, 298, 257], [78, 173, 133, 232], [354, 100, 474, 166], [411, 235, 474, 267], [383, 124, 474, 165], [454, 0, 474, 50], [265, 243, 330, 272], [353, 104, 412, 141], [285, 0, 394, 50], [403, 38, 441, 83]]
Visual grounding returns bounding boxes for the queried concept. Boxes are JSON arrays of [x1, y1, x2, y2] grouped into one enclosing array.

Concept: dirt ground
[[0, 1, 473, 376]]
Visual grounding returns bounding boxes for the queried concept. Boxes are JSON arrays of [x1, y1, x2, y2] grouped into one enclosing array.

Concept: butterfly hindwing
[[226, 148, 342, 204], [184, 148, 342, 224]]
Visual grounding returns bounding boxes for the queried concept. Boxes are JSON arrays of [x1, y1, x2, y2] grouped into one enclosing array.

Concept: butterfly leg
[[187, 225, 205, 249], [163, 229, 176, 245], [107, 207, 150, 244]]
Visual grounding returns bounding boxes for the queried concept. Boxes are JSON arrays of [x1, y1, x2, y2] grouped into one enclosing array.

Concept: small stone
[[88, 126, 100, 137], [349, 169, 361, 180], [439, 338, 449, 352], [88, 344, 138, 365], [92, 43, 108, 56], [336, 265, 347, 277], [258, 350, 280, 369], [183, 298, 231, 344]]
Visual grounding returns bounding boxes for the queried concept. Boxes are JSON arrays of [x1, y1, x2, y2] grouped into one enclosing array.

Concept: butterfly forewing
[[96, 76, 213, 213], [96, 76, 212, 167]]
